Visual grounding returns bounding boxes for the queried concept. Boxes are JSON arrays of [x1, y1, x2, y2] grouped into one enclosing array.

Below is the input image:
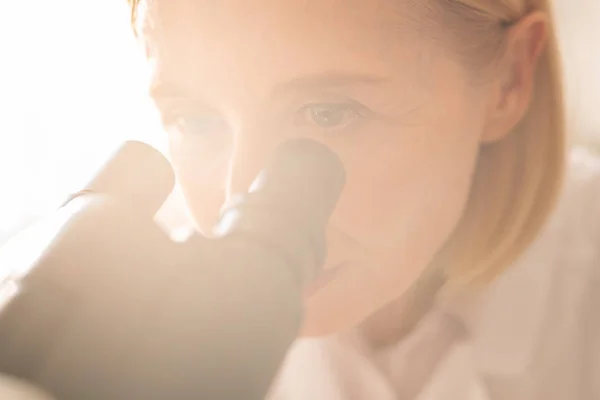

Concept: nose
[[225, 124, 284, 202]]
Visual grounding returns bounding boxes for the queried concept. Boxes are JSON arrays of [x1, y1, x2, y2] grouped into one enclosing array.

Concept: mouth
[[303, 263, 344, 297]]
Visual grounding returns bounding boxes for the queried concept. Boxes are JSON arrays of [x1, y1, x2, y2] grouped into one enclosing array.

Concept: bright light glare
[[0, 1, 167, 241]]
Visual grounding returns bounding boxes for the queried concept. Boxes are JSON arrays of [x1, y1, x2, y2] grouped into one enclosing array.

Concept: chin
[[298, 267, 409, 338]]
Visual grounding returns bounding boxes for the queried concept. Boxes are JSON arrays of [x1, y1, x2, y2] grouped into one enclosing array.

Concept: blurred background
[[0, 0, 599, 245]]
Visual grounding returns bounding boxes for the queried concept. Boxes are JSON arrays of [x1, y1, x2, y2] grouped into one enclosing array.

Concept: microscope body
[[0, 140, 344, 399]]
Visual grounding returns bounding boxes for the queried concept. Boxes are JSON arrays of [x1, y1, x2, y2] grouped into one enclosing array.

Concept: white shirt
[[269, 146, 600, 400]]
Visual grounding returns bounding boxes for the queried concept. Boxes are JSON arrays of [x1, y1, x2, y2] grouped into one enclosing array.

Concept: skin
[[141, 0, 548, 337]]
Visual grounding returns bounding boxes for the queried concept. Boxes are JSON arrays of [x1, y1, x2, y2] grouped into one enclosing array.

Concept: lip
[[303, 264, 344, 297]]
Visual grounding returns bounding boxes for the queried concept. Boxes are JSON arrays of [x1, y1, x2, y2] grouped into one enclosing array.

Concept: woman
[[128, 1, 598, 399]]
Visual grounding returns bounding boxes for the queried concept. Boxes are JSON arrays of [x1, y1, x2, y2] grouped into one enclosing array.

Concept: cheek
[[330, 116, 482, 269]]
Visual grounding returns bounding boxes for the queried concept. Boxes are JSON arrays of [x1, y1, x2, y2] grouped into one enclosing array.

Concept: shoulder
[[469, 146, 600, 391], [503, 146, 600, 279], [529, 146, 600, 281]]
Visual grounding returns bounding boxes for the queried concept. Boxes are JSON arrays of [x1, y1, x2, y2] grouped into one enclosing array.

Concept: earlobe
[[480, 11, 548, 144]]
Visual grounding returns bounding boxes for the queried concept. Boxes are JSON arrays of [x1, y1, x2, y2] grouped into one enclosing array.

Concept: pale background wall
[[554, 0, 600, 149]]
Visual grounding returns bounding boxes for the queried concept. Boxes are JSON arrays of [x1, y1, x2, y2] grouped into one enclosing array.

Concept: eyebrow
[[150, 70, 388, 100], [271, 71, 389, 95]]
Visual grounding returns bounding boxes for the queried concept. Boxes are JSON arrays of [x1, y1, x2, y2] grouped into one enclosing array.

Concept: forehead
[[141, 0, 429, 94], [145, 0, 402, 47]]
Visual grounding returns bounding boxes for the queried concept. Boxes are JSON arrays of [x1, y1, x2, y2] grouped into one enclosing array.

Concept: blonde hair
[[127, 0, 565, 287], [429, 0, 565, 287]]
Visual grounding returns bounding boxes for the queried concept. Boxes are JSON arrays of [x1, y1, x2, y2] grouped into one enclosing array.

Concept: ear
[[481, 11, 548, 143]]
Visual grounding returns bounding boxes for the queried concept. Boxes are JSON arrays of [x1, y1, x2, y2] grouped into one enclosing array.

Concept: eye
[[295, 103, 368, 130]]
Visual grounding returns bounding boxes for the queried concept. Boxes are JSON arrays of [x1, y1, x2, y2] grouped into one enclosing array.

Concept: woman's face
[[145, 0, 492, 336]]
